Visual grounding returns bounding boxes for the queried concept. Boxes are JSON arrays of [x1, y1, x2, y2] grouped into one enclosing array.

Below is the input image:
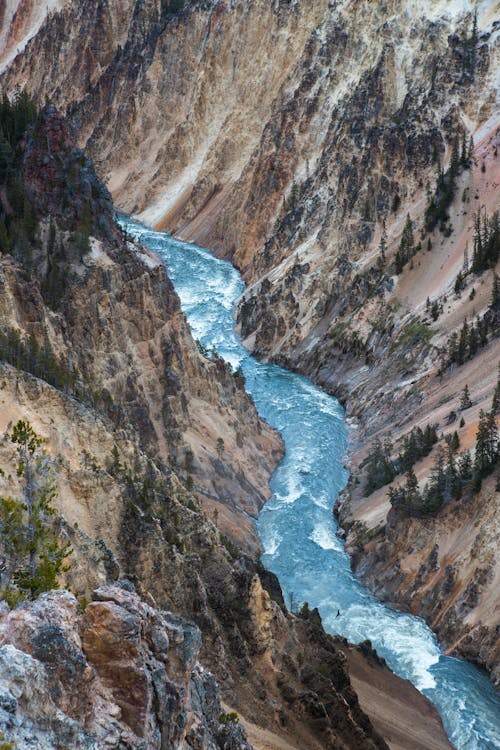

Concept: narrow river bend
[[122, 218, 500, 750]]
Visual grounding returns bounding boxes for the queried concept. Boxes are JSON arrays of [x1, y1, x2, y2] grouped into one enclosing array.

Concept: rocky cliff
[[0, 581, 252, 750], [4, 0, 496, 681]]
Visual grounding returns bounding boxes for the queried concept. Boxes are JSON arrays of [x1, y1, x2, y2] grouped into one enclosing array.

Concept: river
[[122, 218, 500, 750]]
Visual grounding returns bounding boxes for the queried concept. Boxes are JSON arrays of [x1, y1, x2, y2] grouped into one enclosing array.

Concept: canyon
[[0, 74, 453, 750], [0, 0, 498, 747]]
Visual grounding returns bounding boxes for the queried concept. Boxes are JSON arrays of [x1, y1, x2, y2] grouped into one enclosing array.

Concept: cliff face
[[0, 582, 252, 750]]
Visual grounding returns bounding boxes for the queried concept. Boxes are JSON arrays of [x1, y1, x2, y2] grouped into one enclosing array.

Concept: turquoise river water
[[122, 218, 499, 750]]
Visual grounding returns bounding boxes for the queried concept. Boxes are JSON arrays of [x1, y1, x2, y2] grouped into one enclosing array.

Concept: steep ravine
[[1, 0, 497, 676], [0, 0, 498, 744], [0, 103, 455, 749], [126, 217, 497, 750]]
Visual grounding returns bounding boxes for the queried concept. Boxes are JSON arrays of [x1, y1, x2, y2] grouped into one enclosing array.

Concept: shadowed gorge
[[0, 1, 498, 748]]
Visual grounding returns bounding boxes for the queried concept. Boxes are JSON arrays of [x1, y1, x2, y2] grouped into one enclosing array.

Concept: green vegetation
[[0, 326, 77, 392], [362, 439, 395, 495], [460, 384, 472, 410], [0, 91, 101, 311], [394, 214, 419, 274], [444, 314, 493, 369], [470, 211, 499, 274], [0, 92, 39, 260], [219, 711, 239, 725], [389, 391, 498, 516], [444, 268, 499, 371], [362, 424, 438, 497], [0, 421, 71, 605], [424, 132, 472, 234], [394, 317, 432, 349]]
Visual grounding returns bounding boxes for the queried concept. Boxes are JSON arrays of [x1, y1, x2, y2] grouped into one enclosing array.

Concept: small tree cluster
[[397, 424, 439, 473], [424, 132, 472, 234], [473, 405, 499, 491], [460, 384, 472, 410], [444, 305, 496, 370], [394, 214, 420, 274], [389, 447, 468, 515], [0, 326, 77, 392], [363, 438, 395, 496], [446, 317, 489, 364], [471, 211, 499, 274], [0, 91, 39, 261], [390, 394, 498, 515], [362, 424, 438, 497]]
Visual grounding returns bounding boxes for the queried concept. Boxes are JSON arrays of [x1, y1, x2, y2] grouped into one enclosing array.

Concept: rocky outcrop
[[0, 581, 252, 749]]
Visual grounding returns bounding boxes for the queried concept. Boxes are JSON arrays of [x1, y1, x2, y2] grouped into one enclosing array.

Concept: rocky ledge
[[0, 581, 251, 750]]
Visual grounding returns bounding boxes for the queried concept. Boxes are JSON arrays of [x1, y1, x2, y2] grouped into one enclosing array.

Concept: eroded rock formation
[[0, 581, 252, 749]]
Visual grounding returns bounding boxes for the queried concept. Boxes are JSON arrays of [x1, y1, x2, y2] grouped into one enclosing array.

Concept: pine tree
[[460, 130, 468, 167], [460, 384, 472, 410], [474, 410, 491, 477], [457, 319, 469, 364], [445, 447, 462, 500], [363, 438, 395, 495], [404, 467, 421, 508], [491, 272, 500, 312], [378, 220, 387, 266], [458, 450, 473, 481], [492, 364, 500, 415], [485, 409, 498, 467], [450, 431, 460, 452], [425, 447, 446, 512], [468, 322, 479, 358], [395, 214, 415, 273], [0, 421, 71, 605]]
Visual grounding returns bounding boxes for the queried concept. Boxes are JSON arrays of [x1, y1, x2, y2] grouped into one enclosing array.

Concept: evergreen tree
[[491, 272, 500, 312], [460, 384, 472, 410], [471, 403, 498, 492], [0, 421, 71, 605], [445, 446, 462, 500], [363, 438, 395, 495], [468, 322, 479, 358], [458, 450, 473, 481], [378, 220, 387, 266], [404, 467, 421, 508], [394, 214, 415, 273], [425, 447, 446, 512], [492, 364, 500, 415]]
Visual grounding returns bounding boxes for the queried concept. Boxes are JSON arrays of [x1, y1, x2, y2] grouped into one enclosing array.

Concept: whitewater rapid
[[122, 218, 500, 750]]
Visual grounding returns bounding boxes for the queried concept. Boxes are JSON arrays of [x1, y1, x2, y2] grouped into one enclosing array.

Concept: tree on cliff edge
[[0, 420, 71, 605]]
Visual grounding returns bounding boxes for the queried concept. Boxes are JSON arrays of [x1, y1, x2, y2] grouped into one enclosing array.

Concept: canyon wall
[[0, 0, 497, 733]]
